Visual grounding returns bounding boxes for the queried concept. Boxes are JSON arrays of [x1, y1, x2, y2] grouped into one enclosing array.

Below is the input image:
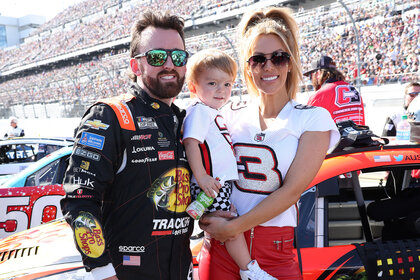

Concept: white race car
[[0, 137, 73, 178]]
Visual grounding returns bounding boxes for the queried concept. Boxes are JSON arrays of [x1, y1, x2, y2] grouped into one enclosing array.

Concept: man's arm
[[61, 104, 123, 276]]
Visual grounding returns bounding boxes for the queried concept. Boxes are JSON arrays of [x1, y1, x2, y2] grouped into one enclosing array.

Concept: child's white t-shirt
[[183, 99, 239, 184]]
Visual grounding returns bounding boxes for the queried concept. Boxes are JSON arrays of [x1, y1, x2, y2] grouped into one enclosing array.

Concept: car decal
[[0, 185, 65, 239], [308, 147, 420, 189]]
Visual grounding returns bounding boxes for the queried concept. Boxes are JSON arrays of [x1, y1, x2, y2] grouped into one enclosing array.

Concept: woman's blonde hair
[[237, 7, 302, 100]]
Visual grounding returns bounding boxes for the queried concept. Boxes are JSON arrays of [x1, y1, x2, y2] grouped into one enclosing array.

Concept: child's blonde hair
[[186, 49, 238, 97]]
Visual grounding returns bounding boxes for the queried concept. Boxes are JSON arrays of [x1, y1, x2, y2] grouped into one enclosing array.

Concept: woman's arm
[[200, 131, 330, 241], [184, 137, 221, 198]]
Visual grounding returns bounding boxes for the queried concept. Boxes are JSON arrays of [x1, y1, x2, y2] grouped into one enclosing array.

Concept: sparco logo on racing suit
[[115, 102, 131, 125], [119, 245, 145, 253], [147, 167, 191, 212]]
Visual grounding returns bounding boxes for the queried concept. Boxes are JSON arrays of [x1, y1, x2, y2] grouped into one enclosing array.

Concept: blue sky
[[0, 0, 84, 20]]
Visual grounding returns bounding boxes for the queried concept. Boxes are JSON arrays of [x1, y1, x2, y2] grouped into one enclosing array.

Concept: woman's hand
[[199, 214, 238, 242]]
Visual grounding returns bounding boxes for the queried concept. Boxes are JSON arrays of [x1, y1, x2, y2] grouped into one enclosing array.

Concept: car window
[[0, 143, 65, 164], [36, 144, 63, 161], [24, 159, 61, 187], [325, 167, 420, 247], [0, 144, 36, 163]]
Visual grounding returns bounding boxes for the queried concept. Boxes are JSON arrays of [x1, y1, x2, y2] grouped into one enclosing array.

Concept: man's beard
[[141, 69, 185, 99]]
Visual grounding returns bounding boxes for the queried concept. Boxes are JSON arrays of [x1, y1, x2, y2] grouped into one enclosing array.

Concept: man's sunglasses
[[407, 91, 420, 97], [134, 49, 189, 67], [247, 52, 290, 68]]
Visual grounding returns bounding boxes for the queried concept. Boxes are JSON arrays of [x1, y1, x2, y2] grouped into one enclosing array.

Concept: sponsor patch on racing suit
[[61, 84, 193, 279]]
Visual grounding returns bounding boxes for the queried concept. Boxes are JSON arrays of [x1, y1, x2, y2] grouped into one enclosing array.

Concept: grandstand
[[0, 0, 418, 119]]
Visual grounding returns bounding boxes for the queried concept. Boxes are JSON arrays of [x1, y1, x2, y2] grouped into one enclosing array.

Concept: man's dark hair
[[319, 68, 346, 83], [405, 82, 420, 95], [128, 11, 185, 82]]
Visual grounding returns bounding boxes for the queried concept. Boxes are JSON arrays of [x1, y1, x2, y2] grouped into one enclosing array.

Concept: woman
[[198, 7, 340, 280]]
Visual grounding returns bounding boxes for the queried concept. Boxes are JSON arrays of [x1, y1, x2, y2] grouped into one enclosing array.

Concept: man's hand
[[196, 175, 221, 198], [104, 276, 118, 280]]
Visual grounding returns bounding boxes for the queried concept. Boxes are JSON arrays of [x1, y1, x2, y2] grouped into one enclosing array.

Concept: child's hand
[[197, 175, 222, 198]]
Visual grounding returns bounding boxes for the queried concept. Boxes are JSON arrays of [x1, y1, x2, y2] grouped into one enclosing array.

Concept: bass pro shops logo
[[74, 212, 105, 258], [147, 167, 191, 212]]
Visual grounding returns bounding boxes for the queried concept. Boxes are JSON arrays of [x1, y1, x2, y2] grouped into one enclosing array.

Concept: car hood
[[0, 219, 85, 279]]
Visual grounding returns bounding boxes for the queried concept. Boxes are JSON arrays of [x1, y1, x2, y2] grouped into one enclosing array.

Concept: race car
[[0, 137, 73, 177], [0, 146, 71, 238], [1, 143, 419, 279]]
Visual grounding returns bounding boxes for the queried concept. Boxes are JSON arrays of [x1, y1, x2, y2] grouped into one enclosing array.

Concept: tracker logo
[[158, 151, 174, 160], [153, 217, 190, 230], [119, 245, 145, 253]]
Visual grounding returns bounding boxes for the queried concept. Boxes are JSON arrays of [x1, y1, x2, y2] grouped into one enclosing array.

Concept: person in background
[[183, 49, 275, 279], [304, 55, 365, 125], [60, 11, 193, 280], [4, 116, 25, 138], [382, 81, 420, 136], [198, 7, 340, 280]]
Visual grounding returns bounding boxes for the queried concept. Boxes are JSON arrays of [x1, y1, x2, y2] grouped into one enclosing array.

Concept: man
[[304, 55, 365, 125], [61, 11, 193, 280], [4, 116, 25, 138], [382, 82, 420, 136]]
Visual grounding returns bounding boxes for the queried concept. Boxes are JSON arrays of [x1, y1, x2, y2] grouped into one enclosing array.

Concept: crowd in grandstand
[[300, 1, 419, 86], [0, 0, 418, 107]]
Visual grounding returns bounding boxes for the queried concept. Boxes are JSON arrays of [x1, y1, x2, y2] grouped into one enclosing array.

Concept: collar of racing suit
[[129, 82, 186, 123]]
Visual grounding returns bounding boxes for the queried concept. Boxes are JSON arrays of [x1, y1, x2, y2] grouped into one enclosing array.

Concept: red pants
[[198, 226, 302, 280]]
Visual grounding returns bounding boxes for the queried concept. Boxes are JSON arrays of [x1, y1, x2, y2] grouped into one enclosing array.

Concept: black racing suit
[[61, 84, 193, 280]]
